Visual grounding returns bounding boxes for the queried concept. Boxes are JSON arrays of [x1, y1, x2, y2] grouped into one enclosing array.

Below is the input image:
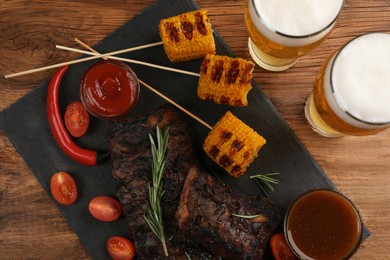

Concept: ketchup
[[80, 60, 140, 119]]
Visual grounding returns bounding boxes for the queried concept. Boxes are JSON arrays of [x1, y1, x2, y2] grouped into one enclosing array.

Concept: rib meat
[[107, 105, 210, 259], [107, 105, 281, 259], [176, 165, 282, 259]]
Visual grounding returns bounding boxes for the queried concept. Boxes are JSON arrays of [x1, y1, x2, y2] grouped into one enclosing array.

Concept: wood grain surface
[[1, 0, 389, 259]]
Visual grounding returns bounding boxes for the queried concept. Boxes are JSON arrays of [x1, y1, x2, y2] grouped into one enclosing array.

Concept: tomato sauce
[[80, 60, 139, 119], [285, 189, 362, 260]]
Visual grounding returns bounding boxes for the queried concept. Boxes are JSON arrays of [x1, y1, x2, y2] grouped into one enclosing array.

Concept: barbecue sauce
[[80, 60, 139, 119], [285, 189, 362, 260]]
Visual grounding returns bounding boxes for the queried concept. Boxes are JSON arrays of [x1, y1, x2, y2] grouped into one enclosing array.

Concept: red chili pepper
[[46, 65, 109, 166]]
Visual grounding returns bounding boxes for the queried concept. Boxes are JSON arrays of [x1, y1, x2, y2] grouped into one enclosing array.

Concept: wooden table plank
[[1, 0, 389, 258]]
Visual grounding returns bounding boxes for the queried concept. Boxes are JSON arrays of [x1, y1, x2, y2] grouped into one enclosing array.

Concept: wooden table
[[1, 0, 389, 259]]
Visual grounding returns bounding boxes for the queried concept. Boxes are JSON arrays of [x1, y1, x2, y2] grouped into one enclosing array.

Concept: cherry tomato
[[106, 236, 135, 260], [270, 233, 297, 260], [64, 101, 90, 137], [89, 196, 122, 222], [50, 172, 77, 205]]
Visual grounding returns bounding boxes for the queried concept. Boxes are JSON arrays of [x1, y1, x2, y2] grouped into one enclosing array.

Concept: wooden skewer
[[74, 38, 109, 61], [56, 44, 200, 77], [4, 41, 163, 79], [138, 79, 212, 130], [75, 38, 212, 130]]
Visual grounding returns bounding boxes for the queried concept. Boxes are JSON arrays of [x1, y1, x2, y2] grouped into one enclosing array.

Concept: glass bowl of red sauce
[[80, 60, 140, 119], [284, 189, 363, 260]]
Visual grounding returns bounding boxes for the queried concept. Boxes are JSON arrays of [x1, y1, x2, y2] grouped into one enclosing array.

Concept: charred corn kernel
[[203, 111, 266, 177], [197, 54, 255, 106], [159, 10, 216, 62]]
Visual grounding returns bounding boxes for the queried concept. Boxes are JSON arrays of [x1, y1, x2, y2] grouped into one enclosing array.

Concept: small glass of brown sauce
[[284, 189, 363, 260], [80, 60, 140, 119]]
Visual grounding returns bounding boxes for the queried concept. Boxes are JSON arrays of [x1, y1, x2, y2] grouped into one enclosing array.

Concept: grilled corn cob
[[159, 10, 216, 62], [197, 54, 254, 106], [203, 111, 266, 177]]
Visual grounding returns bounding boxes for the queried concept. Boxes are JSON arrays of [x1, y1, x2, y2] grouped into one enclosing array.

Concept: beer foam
[[250, 0, 343, 46], [330, 33, 390, 125]]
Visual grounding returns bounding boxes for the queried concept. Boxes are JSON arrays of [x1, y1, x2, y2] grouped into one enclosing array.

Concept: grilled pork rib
[[107, 105, 209, 259], [176, 167, 282, 259], [107, 105, 281, 259]]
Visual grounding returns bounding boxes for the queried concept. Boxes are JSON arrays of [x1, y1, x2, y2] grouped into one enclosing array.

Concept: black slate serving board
[[0, 0, 368, 259]]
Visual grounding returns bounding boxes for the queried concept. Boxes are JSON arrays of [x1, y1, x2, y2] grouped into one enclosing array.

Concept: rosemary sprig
[[144, 126, 169, 257], [232, 213, 262, 219], [185, 252, 192, 260], [250, 172, 280, 197]]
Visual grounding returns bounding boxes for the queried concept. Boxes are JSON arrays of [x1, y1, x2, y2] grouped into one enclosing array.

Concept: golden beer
[[305, 33, 390, 137], [244, 0, 344, 71]]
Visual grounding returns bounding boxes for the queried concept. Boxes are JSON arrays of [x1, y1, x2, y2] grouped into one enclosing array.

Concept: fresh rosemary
[[185, 252, 192, 260], [232, 213, 262, 219], [250, 172, 280, 197], [144, 126, 170, 257]]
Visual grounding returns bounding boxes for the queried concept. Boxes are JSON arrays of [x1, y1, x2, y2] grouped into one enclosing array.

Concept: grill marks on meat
[[176, 168, 282, 259], [108, 105, 282, 259], [107, 105, 207, 259]]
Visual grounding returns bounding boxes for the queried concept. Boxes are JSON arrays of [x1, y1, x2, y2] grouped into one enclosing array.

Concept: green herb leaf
[[232, 213, 262, 219], [144, 126, 170, 256], [250, 173, 280, 197]]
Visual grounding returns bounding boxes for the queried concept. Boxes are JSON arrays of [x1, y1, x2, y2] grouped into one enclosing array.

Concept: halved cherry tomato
[[106, 236, 135, 260], [64, 101, 90, 137], [89, 196, 122, 222], [270, 233, 297, 260], [50, 171, 77, 205]]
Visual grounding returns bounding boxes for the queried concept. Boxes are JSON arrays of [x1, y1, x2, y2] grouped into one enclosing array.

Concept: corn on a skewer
[[159, 10, 216, 62], [203, 111, 266, 177], [197, 54, 254, 106]]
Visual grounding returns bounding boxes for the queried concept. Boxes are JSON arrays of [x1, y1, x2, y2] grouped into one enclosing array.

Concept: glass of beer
[[305, 33, 390, 137], [244, 0, 344, 71]]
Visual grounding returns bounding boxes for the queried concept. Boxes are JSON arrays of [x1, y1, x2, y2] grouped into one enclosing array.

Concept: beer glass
[[305, 33, 390, 137], [244, 0, 344, 71]]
